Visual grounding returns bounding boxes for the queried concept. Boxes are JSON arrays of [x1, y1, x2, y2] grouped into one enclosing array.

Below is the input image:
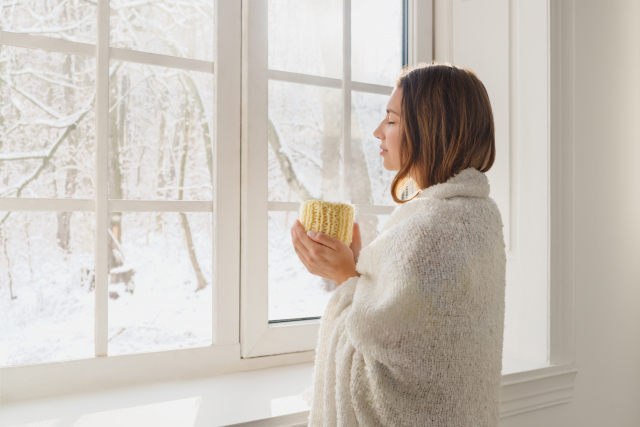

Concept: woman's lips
[[380, 149, 388, 155]]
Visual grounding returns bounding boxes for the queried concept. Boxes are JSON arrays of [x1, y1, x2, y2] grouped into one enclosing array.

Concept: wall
[[501, 1, 640, 425], [434, 0, 551, 367]]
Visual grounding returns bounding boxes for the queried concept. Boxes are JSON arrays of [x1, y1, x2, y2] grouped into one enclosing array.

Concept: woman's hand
[[350, 221, 362, 266], [291, 219, 360, 287]]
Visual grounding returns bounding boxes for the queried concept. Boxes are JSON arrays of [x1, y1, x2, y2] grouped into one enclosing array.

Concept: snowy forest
[[0, 0, 404, 367]]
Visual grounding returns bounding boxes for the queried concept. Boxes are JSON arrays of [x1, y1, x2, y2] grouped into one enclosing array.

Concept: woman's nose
[[373, 126, 383, 140]]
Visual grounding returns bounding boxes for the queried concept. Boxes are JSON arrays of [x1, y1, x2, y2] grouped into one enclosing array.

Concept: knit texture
[[307, 167, 507, 427], [299, 200, 355, 246]]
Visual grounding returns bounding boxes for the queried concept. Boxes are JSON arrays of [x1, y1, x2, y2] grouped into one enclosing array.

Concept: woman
[[291, 61, 506, 426]]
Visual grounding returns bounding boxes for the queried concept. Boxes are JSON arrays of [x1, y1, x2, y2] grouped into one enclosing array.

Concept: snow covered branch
[[0, 96, 95, 201], [0, 151, 49, 161]]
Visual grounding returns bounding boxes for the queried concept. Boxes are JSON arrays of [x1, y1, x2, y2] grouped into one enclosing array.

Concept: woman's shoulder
[[384, 194, 501, 232], [366, 197, 501, 257], [357, 197, 504, 275]]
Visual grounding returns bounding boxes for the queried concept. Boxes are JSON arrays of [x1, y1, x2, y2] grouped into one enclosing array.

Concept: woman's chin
[[381, 162, 398, 172]]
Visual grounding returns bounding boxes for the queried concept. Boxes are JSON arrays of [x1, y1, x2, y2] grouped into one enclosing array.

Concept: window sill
[[0, 361, 316, 427], [0, 358, 577, 427], [500, 360, 579, 418]]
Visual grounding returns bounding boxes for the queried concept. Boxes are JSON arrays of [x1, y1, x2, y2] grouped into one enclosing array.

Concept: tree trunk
[[108, 70, 135, 287], [156, 112, 167, 230], [3, 236, 16, 300], [268, 118, 313, 201], [178, 100, 208, 292], [57, 53, 77, 252], [180, 73, 213, 183]]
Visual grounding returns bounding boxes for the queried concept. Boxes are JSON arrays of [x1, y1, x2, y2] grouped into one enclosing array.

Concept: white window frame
[[0, 0, 246, 400], [240, 0, 417, 359], [1, 0, 578, 420]]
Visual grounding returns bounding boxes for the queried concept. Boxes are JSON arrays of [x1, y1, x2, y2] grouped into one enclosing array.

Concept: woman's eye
[[387, 121, 394, 125]]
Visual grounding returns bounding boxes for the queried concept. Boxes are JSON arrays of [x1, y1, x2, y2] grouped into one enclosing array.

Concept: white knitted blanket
[[306, 167, 506, 427]]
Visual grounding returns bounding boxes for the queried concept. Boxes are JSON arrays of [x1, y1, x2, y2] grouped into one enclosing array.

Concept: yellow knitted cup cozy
[[298, 200, 355, 246]]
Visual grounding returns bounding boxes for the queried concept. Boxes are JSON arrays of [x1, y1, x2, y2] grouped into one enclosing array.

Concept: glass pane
[[351, 91, 397, 206], [0, 47, 96, 199], [108, 60, 214, 201], [268, 210, 334, 321], [1, 0, 97, 43], [352, 0, 403, 86], [268, 210, 391, 321], [110, 0, 215, 62], [268, 80, 342, 203], [354, 212, 390, 247], [0, 211, 95, 367], [107, 212, 213, 356], [268, 0, 342, 79]]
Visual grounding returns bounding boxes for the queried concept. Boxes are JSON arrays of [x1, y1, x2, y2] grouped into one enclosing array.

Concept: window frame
[[1, 1, 577, 420], [240, 0, 417, 359], [0, 0, 244, 398]]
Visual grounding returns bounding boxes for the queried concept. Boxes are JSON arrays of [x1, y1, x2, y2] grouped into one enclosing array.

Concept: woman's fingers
[[292, 220, 315, 253], [293, 244, 308, 268], [350, 222, 362, 249], [353, 222, 362, 245], [292, 229, 315, 275], [291, 224, 311, 263]]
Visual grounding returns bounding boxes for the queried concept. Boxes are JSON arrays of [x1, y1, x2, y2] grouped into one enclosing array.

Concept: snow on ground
[[0, 205, 391, 368], [0, 212, 214, 367]]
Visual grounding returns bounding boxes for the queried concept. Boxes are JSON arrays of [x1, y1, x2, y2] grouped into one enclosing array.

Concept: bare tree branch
[[18, 12, 94, 38], [108, 70, 154, 115], [10, 69, 87, 91], [268, 118, 314, 202], [0, 76, 63, 119], [0, 96, 94, 202], [0, 151, 48, 161], [111, 0, 166, 11]]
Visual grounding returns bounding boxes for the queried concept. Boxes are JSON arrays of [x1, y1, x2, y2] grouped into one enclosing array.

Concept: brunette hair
[[391, 61, 496, 203]]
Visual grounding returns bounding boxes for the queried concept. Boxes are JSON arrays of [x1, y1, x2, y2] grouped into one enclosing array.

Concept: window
[[0, 0, 218, 366], [2, 0, 576, 413], [241, 0, 413, 358]]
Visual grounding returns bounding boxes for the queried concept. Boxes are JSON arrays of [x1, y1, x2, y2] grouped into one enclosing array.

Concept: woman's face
[[374, 86, 403, 171]]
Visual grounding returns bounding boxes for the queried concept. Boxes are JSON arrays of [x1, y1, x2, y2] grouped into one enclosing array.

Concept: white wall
[[501, 1, 640, 425], [434, 0, 551, 367]]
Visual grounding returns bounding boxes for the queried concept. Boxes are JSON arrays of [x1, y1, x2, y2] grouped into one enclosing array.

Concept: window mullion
[[109, 47, 214, 74], [0, 30, 96, 57], [95, 0, 110, 358], [351, 81, 393, 96], [341, 0, 352, 204], [0, 198, 94, 212]]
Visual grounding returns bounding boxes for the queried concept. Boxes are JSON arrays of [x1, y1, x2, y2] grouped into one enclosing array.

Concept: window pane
[[108, 61, 214, 201], [268, 210, 334, 321], [110, 0, 215, 62], [354, 212, 391, 247], [352, 0, 403, 86], [268, 0, 342, 79], [107, 212, 213, 356], [0, 47, 96, 199], [351, 91, 397, 206], [268, 80, 342, 203], [1, 0, 97, 44], [0, 211, 95, 367], [268, 210, 390, 321]]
